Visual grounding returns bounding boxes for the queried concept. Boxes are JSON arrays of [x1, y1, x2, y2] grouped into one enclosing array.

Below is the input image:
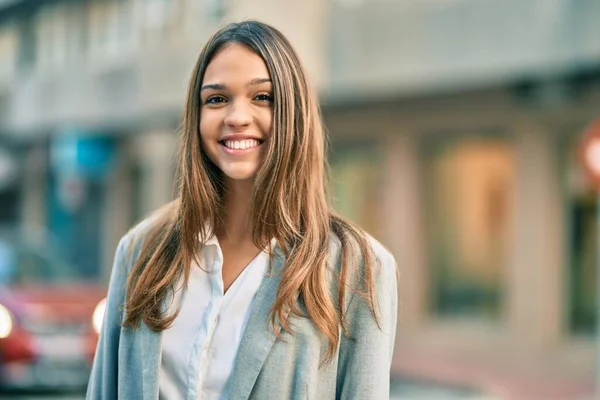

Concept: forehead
[[203, 43, 270, 83]]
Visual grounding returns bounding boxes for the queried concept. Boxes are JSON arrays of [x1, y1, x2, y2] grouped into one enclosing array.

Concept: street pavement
[[0, 394, 84, 400], [0, 395, 469, 400], [0, 384, 489, 400], [0, 379, 492, 400]]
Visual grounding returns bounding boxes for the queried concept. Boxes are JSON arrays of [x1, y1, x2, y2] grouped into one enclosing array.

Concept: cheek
[[259, 109, 273, 135], [199, 113, 222, 152], [199, 116, 212, 140]]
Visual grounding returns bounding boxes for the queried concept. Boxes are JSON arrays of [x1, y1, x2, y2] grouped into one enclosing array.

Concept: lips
[[218, 137, 265, 154]]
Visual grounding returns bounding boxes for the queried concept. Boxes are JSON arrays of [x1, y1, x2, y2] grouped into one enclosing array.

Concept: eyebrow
[[249, 78, 272, 86], [200, 78, 272, 92], [201, 83, 226, 92]]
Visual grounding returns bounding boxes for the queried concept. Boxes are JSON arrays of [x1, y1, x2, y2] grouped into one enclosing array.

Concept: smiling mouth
[[218, 139, 263, 151]]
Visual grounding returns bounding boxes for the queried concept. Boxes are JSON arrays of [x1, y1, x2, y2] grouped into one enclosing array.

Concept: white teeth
[[223, 139, 260, 150]]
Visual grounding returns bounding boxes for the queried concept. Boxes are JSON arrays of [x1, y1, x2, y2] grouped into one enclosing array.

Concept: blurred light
[[0, 303, 13, 339], [92, 298, 106, 334], [584, 138, 600, 177]]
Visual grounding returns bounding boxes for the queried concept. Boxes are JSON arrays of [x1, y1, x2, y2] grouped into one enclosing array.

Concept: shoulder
[[328, 230, 398, 298], [363, 234, 398, 296], [118, 217, 155, 259], [121, 215, 159, 249], [329, 230, 397, 275], [328, 230, 398, 333], [366, 234, 396, 272], [116, 203, 174, 271]]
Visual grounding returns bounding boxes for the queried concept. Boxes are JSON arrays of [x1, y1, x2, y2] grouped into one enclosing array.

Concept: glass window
[[0, 23, 17, 82], [141, 0, 184, 42], [130, 161, 145, 225], [203, 0, 226, 21], [329, 141, 382, 239], [87, 0, 136, 60], [564, 137, 597, 335], [35, 4, 69, 73], [424, 137, 515, 319]]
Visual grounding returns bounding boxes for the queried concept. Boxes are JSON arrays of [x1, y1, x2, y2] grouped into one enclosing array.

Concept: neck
[[217, 178, 254, 245]]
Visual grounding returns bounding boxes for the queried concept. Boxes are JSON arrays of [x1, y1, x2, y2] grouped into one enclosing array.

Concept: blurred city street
[[1, 0, 599, 398]]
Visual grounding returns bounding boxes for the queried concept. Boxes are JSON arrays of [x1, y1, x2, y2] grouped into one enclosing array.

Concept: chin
[[221, 167, 258, 182]]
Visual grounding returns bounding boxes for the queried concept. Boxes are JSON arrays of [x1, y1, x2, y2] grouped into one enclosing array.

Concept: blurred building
[[0, 0, 599, 397]]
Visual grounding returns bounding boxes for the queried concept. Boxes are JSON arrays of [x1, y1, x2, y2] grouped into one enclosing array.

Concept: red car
[[0, 231, 107, 391]]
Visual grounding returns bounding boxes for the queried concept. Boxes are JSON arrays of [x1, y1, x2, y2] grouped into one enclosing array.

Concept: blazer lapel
[[139, 293, 169, 399], [140, 324, 162, 399], [228, 247, 286, 399]]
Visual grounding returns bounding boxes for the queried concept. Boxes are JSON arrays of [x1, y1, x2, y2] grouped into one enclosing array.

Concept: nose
[[224, 99, 252, 128]]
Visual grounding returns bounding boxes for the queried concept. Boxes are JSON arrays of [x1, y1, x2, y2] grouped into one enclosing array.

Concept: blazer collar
[[228, 245, 287, 399], [138, 244, 287, 400]]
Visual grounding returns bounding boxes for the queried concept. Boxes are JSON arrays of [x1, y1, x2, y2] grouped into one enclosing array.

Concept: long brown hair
[[123, 20, 379, 360]]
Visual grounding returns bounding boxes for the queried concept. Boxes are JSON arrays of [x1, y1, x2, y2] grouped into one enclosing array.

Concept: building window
[[204, 0, 226, 21], [424, 137, 515, 320], [35, 4, 69, 74], [87, 0, 136, 61], [0, 23, 17, 83], [130, 162, 145, 226], [140, 0, 184, 43], [330, 141, 382, 239], [564, 138, 598, 335]]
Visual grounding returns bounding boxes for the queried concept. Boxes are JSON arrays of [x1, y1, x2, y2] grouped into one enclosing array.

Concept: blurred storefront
[[48, 131, 117, 278], [325, 89, 599, 396], [18, 129, 177, 281]]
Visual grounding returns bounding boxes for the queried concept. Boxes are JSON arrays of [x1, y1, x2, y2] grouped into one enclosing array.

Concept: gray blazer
[[86, 222, 398, 400]]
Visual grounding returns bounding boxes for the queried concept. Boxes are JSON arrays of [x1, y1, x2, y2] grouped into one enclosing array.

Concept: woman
[[87, 20, 398, 400]]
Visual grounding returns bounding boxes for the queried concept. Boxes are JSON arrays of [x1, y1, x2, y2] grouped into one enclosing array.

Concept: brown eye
[[254, 93, 273, 103], [205, 95, 227, 105]]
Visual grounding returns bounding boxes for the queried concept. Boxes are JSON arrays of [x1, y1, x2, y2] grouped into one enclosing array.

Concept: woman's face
[[199, 43, 273, 182]]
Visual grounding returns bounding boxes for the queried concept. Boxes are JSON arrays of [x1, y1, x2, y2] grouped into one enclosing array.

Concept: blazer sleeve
[[86, 236, 130, 400], [336, 247, 398, 400]]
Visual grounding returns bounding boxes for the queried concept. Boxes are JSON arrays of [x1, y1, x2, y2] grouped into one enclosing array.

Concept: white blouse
[[159, 235, 270, 400]]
